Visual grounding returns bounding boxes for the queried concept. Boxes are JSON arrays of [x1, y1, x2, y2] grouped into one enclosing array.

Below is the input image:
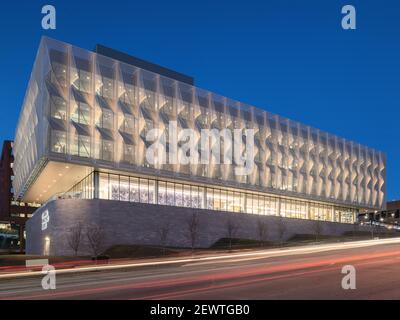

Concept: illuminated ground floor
[[65, 170, 359, 224]]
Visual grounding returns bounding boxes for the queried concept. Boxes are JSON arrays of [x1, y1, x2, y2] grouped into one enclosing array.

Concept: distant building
[[0, 140, 39, 251], [357, 200, 400, 230], [386, 200, 400, 211]]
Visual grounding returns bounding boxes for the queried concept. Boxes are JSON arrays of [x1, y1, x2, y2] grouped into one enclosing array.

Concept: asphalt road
[[1, 240, 400, 299]]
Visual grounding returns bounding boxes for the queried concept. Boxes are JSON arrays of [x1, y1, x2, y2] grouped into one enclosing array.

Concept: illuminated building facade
[[15, 37, 386, 231]]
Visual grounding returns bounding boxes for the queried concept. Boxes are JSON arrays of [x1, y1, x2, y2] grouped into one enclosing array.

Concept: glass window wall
[[65, 171, 357, 224]]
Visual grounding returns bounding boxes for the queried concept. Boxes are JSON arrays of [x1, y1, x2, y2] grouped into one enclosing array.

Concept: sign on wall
[[41, 210, 50, 231]]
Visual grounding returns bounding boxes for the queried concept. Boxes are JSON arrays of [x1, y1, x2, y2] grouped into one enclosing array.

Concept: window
[[160, 96, 173, 114], [191, 186, 199, 208], [245, 194, 254, 214], [71, 135, 90, 157], [258, 196, 265, 215], [233, 192, 242, 213], [97, 76, 114, 99], [51, 62, 67, 87], [227, 191, 234, 212], [140, 91, 156, 112], [221, 190, 228, 211], [213, 189, 221, 211], [158, 181, 167, 205], [140, 179, 149, 203], [266, 197, 278, 216], [120, 176, 129, 201], [183, 185, 191, 207], [122, 115, 135, 134], [99, 109, 113, 129], [175, 184, 183, 207], [149, 180, 156, 204], [67, 170, 356, 226], [72, 68, 91, 93], [100, 140, 113, 161], [129, 177, 139, 202], [50, 96, 67, 120], [71, 102, 90, 125], [51, 130, 66, 153], [206, 188, 213, 210], [123, 143, 134, 162], [198, 187, 205, 209], [109, 175, 119, 200], [121, 84, 135, 104], [166, 183, 174, 206], [99, 173, 109, 199], [340, 209, 355, 224]]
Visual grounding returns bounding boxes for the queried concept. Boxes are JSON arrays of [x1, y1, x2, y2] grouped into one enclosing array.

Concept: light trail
[[3, 249, 399, 300], [132, 256, 400, 300], [1, 237, 399, 280]]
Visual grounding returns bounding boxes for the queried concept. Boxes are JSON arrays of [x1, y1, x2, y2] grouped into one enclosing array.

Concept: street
[[1, 239, 400, 299]]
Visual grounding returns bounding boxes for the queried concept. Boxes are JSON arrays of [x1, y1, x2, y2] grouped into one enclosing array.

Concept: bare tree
[[86, 225, 105, 258], [329, 221, 338, 237], [226, 218, 239, 251], [277, 216, 286, 246], [352, 222, 359, 240], [257, 219, 268, 247], [186, 213, 200, 255], [370, 221, 375, 239], [66, 222, 83, 256], [313, 218, 323, 242], [158, 223, 170, 256]]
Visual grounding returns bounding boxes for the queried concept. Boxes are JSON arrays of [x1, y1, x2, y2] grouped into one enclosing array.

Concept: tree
[[186, 213, 200, 255], [226, 218, 239, 251], [369, 213, 376, 239], [329, 221, 338, 237], [277, 216, 286, 246], [352, 222, 360, 240], [257, 219, 268, 247], [66, 222, 83, 256], [158, 223, 170, 256], [86, 225, 105, 259], [313, 218, 323, 242], [370, 221, 375, 239]]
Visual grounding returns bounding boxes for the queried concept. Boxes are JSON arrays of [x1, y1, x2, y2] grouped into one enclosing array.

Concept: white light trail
[[1, 237, 400, 280]]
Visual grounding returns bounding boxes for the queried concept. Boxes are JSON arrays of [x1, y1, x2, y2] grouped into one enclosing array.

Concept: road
[[1, 239, 400, 299]]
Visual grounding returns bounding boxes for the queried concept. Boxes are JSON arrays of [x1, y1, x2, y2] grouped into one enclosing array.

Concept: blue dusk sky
[[0, 0, 399, 200]]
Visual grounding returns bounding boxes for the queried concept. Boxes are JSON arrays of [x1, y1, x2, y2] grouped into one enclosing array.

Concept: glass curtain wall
[[65, 171, 357, 223]]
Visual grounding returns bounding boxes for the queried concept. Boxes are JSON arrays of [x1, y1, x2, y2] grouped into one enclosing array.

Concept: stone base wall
[[26, 199, 368, 256]]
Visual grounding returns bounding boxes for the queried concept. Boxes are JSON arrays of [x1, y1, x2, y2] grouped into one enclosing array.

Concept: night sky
[[0, 0, 399, 200]]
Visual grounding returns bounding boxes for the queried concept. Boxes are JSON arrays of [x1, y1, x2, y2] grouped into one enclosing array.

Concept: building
[[17, 37, 385, 255], [356, 200, 400, 230], [386, 200, 400, 211], [0, 141, 38, 251]]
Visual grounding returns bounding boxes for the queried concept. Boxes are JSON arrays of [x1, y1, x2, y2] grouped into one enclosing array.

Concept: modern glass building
[[14, 37, 386, 225]]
